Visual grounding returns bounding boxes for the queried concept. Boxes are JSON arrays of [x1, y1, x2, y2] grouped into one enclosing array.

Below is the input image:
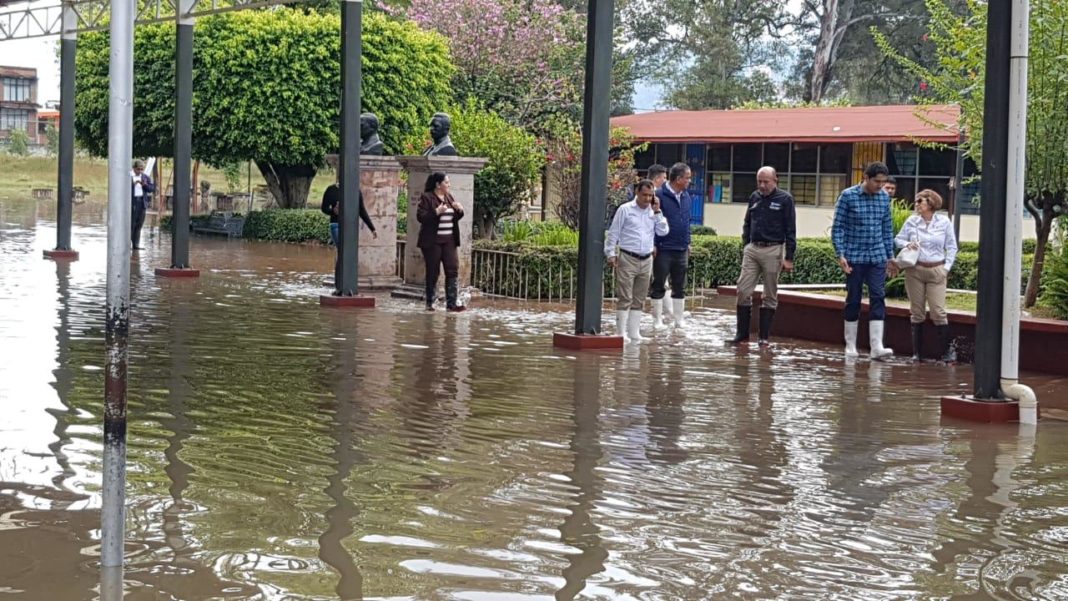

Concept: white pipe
[[1000, 0, 1037, 426]]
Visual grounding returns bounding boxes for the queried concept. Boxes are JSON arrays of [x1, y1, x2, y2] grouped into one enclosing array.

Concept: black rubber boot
[[446, 277, 465, 312], [425, 281, 436, 310], [936, 324, 956, 363], [729, 305, 752, 344], [911, 323, 923, 362], [758, 307, 775, 345]]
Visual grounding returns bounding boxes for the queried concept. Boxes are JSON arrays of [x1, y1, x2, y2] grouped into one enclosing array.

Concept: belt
[[917, 260, 945, 268], [619, 248, 652, 260], [751, 240, 783, 247]]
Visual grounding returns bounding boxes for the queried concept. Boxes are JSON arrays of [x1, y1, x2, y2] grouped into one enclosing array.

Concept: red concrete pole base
[[155, 267, 201, 278], [320, 295, 376, 308], [44, 249, 79, 260], [552, 332, 625, 350], [940, 396, 1021, 422]]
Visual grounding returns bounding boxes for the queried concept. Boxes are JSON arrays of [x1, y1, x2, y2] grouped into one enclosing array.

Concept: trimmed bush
[[242, 209, 330, 244]]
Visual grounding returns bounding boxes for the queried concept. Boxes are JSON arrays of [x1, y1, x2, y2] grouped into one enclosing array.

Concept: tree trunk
[[809, 0, 839, 103], [1023, 197, 1054, 308], [255, 161, 317, 209]]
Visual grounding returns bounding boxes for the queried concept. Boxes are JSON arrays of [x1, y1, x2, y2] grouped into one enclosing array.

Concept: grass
[[0, 154, 338, 205], [808, 288, 978, 313]]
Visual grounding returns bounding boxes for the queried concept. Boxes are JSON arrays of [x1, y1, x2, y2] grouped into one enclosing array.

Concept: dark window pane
[[707, 144, 731, 171], [963, 156, 979, 177], [764, 143, 789, 173], [887, 143, 918, 176], [732, 173, 757, 203], [656, 143, 684, 167], [791, 143, 818, 172], [919, 147, 955, 176], [819, 144, 851, 173], [733, 144, 762, 171], [959, 180, 981, 214], [788, 174, 817, 205], [894, 178, 916, 203], [633, 144, 655, 171]]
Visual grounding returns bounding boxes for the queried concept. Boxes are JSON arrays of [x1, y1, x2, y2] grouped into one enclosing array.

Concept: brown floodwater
[[3, 199, 1068, 600]]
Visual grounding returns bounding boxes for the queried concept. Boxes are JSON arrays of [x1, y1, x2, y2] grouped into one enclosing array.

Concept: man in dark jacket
[[730, 166, 796, 346], [650, 162, 693, 329], [320, 182, 377, 293]]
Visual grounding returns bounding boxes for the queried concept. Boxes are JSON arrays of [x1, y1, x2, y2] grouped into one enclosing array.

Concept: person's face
[[883, 182, 897, 197], [436, 176, 451, 193], [133, 165, 143, 176], [914, 195, 930, 213], [430, 117, 448, 141], [756, 171, 777, 196], [635, 187, 654, 209], [651, 173, 667, 189], [864, 173, 888, 194], [672, 168, 692, 190]]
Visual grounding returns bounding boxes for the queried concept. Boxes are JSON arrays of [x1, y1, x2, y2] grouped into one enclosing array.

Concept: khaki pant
[[904, 264, 948, 324], [736, 243, 784, 309], [615, 252, 653, 311]]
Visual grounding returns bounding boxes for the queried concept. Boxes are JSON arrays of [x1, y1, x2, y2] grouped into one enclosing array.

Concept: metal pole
[[170, 0, 194, 269], [952, 134, 965, 242], [974, 0, 1012, 400], [102, 0, 134, 570], [336, 0, 362, 295], [55, 2, 77, 252], [574, 0, 614, 334]]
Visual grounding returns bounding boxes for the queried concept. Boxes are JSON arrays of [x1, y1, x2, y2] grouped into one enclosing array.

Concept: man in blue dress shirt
[[832, 161, 896, 359]]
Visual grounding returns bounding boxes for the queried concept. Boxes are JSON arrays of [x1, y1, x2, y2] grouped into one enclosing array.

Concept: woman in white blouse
[[895, 189, 959, 363]]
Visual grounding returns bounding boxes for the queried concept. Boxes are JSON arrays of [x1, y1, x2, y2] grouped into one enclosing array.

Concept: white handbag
[[895, 246, 919, 268]]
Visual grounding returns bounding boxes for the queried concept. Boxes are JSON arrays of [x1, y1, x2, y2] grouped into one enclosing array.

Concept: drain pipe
[[1001, 0, 1038, 425]]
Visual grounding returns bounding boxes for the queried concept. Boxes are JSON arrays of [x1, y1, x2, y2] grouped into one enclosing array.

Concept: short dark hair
[[669, 162, 691, 183], [424, 172, 447, 193], [886, 175, 897, 184], [864, 162, 890, 179], [648, 164, 668, 179], [635, 179, 655, 193]]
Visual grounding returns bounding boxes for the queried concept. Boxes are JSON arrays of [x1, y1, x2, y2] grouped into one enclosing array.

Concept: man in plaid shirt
[[832, 161, 896, 359]]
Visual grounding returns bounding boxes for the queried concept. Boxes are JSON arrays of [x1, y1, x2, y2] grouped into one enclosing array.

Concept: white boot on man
[[844, 320, 859, 357], [660, 290, 673, 324], [672, 298, 686, 329], [627, 309, 645, 343], [868, 320, 894, 359], [651, 298, 664, 329], [616, 310, 630, 342]]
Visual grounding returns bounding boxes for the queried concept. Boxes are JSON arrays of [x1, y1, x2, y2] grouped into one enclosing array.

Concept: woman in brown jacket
[[416, 172, 466, 311]]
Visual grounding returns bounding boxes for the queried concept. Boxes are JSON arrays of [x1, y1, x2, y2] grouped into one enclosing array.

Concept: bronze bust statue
[[360, 112, 385, 156], [422, 112, 458, 157]]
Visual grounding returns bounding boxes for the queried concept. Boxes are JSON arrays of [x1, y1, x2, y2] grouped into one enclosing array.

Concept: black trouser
[[650, 249, 688, 299], [131, 199, 147, 248], [422, 240, 460, 306]]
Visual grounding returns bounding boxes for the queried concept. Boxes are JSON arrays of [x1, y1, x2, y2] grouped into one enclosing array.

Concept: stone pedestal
[[358, 156, 404, 289], [395, 156, 488, 296]]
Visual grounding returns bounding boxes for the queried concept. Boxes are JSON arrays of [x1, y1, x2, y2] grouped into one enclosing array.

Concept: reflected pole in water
[[45, 2, 80, 261], [48, 259, 83, 503], [101, 0, 135, 572]]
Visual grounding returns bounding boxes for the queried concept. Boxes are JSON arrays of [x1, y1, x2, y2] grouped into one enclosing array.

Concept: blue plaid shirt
[[831, 184, 894, 265]]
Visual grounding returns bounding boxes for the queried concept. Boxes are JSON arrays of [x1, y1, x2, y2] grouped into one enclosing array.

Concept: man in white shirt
[[130, 159, 155, 250], [605, 179, 670, 342]]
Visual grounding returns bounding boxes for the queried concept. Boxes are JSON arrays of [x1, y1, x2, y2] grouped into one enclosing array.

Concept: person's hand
[[451, 200, 462, 211], [436, 203, 447, 215], [907, 240, 919, 250], [372, 230, 378, 240], [652, 247, 658, 257], [838, 256, 852, 274], [607, 256, 617, 268], [651, 196, 660, 212], [887, 262, 900, 277], [782, 259, 794, 272]]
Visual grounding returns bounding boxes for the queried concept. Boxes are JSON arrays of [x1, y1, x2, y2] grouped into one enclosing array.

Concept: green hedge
[[472, 235, 1013, 300], [242, 209, 330, 244]]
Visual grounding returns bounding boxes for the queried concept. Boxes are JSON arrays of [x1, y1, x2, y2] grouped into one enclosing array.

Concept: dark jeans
[[329, 222, 339, 246], [422, 241, 459, 306], [845, 262, 887, 322], [650, 249, 688, 299], [131, 200, 147, 248]]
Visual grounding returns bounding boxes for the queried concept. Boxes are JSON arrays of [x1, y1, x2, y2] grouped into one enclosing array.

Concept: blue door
[[686, 144, 705, 225]]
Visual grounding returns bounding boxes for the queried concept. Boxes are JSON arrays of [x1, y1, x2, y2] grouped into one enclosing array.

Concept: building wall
[[0, 66, 39, 143], [703, 202, 1033, 243]]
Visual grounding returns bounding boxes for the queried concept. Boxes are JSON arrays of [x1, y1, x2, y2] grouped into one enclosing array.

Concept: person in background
[[832, 161, 895, 359], [605, 179, 669, 342], [650, 162, 693, 330], [130, 159, 155, 250], [883, 175, 898, 199], [730, 166, 796, 346], [320, 179, 377, 293], [416, 172, 466, 312], [894, 189, 958, 363]]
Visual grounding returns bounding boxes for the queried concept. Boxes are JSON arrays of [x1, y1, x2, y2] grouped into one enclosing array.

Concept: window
[[2, 77, 32, 102], [0, 108, 30, 131], [656, 143, 684, 167], [707, 172, 731, 203], [707, 144, 731, 171], [732, 144, 761, 172], [819, 144, 851, 173], [791, 143, 819, 172], [633, 145, 655, 171], [885, 142, 960, 210], [887, 143, 918, 176], [789, 175, 817, 205], [919, 147, 955, 176], [732, 173, 756, 204], [819, 175, 848, 205], [764, 143, 790, 173]]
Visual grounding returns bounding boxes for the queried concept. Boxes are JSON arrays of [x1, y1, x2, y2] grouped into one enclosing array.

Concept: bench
[[191, 212, 244, 238]]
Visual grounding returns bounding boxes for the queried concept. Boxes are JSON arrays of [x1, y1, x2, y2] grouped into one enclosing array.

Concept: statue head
[[360, 112, 379, 141], [429, 112, 452, 144]]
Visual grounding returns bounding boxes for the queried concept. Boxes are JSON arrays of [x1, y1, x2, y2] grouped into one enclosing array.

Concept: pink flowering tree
[[385, 0, 586, 134]]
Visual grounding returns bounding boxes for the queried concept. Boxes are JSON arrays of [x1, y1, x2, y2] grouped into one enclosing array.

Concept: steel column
[[55, 2, 77, 252], [974, 0, 1012, 400], [574, 0, 614, 334], [335, 0, 362, 295], [170, 0, 194, 269]]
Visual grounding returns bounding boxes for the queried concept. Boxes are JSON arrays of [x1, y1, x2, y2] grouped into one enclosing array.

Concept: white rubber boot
[[660, 294, 673, 323], [651, 298, 664, 329], [616, 310, 629, 341], [844, 321, 859, 358], [627, 309, 645, 343], [869, 320, 894, 360], [672, 298, 686, 329]]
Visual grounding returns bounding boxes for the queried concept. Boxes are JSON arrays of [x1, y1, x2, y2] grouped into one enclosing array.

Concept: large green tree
[[875, 0, 1068, 307], [74, 10, 455, 208]]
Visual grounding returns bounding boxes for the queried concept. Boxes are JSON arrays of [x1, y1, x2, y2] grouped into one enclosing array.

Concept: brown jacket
[[416, 191, 464, 249]]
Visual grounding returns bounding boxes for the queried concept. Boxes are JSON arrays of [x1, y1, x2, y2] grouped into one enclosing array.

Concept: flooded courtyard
[[3, 199, 1068, 600]]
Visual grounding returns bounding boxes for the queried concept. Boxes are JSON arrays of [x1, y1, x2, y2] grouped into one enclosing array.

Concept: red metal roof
[[611, 104, 961, 144]]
